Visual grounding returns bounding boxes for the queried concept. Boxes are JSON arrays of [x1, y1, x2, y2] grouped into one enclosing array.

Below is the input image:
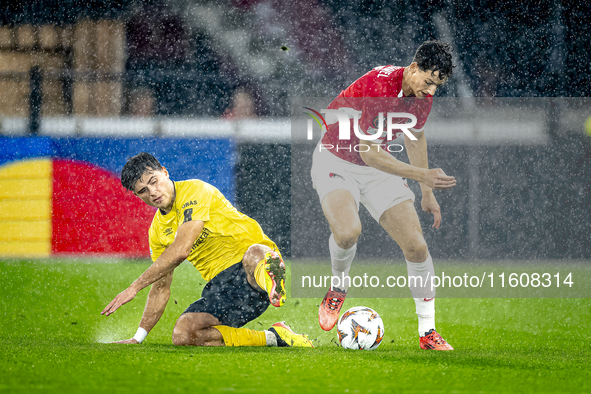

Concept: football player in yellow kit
[[102, 152, 313, 348]]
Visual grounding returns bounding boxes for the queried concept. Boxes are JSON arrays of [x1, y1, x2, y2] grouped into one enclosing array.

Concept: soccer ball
[[337, 306, 384, 350]]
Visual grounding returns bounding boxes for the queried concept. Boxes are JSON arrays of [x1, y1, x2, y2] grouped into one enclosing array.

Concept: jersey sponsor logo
[[164, 227, 174, 237], [329, 172, 344, 180], [191, 228, 211, 251], [183, 208, 193, 223], [181, 200, 198, 209]]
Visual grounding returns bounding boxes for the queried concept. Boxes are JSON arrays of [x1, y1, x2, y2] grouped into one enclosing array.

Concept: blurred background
[[0, 0, 589, 261]]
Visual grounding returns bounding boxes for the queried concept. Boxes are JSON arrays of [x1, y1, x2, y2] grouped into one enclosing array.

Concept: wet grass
[[0, 259, 590, 393]]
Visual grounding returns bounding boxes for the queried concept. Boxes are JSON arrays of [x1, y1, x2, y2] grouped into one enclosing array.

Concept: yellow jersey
[[148, 180, 278, 281]]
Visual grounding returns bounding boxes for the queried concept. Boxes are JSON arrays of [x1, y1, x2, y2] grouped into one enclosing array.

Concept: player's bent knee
[[172, 328, 191, 346], [172, 313, 206, 345], [243, 244, 270, 263], [172, 321, 192, 346], [333, 223, 362, 249], [172, 325, 220, 347], [172, 315, 210, 346], [172, 315, 191, 346], [404, 239, 429, 262]]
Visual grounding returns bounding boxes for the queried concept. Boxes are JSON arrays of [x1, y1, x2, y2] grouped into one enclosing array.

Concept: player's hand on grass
[[423, 168, 456, 190], [101, 286, 138, 316], [421, 192, 443, 229], [110, 338, 140, 344]]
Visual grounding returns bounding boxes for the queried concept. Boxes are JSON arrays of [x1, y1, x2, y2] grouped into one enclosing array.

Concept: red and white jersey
[[320, 65, 433, 166]]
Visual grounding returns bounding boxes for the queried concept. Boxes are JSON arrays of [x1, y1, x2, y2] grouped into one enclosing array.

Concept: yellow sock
[[213, 325, 267, 347], [254, 259, 267, 291]]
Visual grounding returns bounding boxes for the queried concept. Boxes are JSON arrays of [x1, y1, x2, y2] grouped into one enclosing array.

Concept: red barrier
[[51, 159, 155, 257]]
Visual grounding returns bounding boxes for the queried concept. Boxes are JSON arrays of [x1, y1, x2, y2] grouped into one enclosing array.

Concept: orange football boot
[[419, 329, 454, 351], [318, 287, 347, 331]]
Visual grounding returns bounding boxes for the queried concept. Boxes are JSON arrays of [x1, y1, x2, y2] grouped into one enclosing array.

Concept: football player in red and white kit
[[312, 40, 457, 350]]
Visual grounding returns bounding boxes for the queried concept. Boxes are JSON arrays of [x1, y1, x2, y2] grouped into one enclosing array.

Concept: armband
[[133, 327, 148, 343]]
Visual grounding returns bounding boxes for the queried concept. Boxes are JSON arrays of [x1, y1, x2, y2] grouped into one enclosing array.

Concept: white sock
[[265, 330, 277, 347], [415, 298, 436, 337], [406, 254, 436, 336], [329, 233, 356, 292]]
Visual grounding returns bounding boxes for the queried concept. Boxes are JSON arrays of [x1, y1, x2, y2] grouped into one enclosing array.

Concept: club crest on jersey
[[372, 116, 380, 129]]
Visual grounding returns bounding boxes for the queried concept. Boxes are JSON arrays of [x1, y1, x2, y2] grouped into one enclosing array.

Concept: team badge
[[372, 116, 380, 129]]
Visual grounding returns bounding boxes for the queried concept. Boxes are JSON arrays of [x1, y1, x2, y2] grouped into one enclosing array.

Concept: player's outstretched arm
[[110, 271, 174, 344], [404, 129, 456, 191], [101, 220, 204, 316], [404, 130, 433, 194], [404, 131, 453, 229], [358, 139, 456, 190]]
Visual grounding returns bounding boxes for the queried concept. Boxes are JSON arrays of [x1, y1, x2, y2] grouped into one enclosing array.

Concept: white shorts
[[310, 144, 415, 222]]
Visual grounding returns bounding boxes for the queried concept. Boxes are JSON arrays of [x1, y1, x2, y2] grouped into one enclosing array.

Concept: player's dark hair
[[121, 152, 163, 192], [413, 40, 455, 80]]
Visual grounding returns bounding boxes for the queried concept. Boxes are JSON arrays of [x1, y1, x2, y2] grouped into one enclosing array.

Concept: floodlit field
[[1, 259, 590, 393]]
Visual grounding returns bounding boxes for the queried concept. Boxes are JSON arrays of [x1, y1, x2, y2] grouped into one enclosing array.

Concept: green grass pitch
[[1, 259, 590, 393]]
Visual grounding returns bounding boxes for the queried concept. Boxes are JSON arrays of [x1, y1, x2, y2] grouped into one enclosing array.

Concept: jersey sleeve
[[148, 225, 165, 263]]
